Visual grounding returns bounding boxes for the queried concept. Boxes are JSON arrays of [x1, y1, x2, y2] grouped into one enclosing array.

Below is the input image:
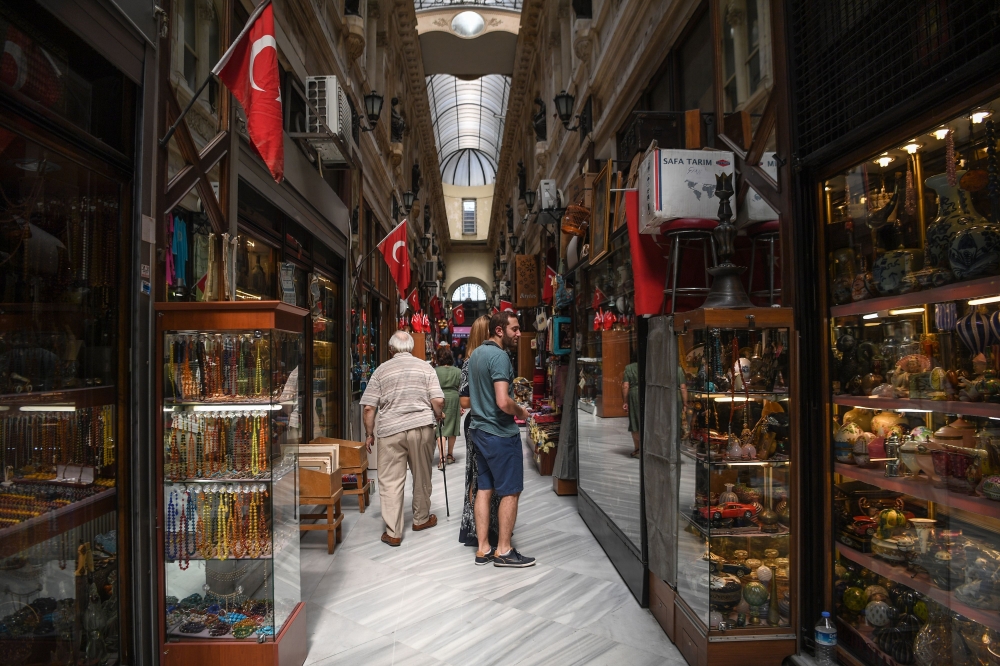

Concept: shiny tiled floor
[[298, 423, 684, 666]]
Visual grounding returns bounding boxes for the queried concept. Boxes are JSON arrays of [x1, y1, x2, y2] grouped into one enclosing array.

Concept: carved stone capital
[[573, 19, 594, 62], [367, 0, 381, 19], [726, 4, 745, 27], [196, 0, 215, 21], [345, 15, 366, 60]]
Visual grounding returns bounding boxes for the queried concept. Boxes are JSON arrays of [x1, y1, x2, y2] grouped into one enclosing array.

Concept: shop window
[[0, 116, 128, 654], [236, 233, 278, 300], [462, 199, 477, 234], [166, 210, 214, 301], [680, 10, 714, 112], [720, 0, 772, 113], [311, 272, 342, 438]]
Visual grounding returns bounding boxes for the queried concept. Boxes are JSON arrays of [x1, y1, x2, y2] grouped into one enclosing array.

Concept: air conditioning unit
[[539, 179, 559, 210], [305, 75, 354, 164]]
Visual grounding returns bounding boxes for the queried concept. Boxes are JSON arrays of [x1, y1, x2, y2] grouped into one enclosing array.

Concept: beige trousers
[[377, 424, 435, 539]]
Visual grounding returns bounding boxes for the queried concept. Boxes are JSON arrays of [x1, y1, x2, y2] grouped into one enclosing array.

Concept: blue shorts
[[471, 428, 523, 496]]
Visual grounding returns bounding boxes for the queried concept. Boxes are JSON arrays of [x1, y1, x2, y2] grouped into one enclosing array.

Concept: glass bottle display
[[157, 303, 305, 645], [672, 308, 796, 654], [822, 98, 1000, 664]]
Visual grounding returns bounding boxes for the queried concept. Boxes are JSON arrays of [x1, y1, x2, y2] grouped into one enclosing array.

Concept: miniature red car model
[[848, 516, 877, 537], [699, 502, 760, 521]]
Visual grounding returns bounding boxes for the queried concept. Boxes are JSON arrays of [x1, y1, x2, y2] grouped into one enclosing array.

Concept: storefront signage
[[515, 254, 539, 307]]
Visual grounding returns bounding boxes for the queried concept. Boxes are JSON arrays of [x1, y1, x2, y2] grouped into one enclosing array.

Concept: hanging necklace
[[166, 490, 179, 560]]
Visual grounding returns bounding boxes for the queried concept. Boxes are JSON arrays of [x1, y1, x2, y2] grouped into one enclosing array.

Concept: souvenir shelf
[[821, 98, 1000, 666], [156, 302, 307, 666], [672, 307, 796, 666]]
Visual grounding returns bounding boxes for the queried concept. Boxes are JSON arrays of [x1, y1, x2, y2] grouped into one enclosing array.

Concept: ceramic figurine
[[925, 170, 988, 267], [851, 255, 877, 301], [874, 236, 925, 296], [871, 411, 908, 438], [958, 353, 988, 401], [842, 407, 874, 432]]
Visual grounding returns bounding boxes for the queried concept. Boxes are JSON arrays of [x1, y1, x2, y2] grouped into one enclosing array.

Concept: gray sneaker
[[493, 548, 535, 568]]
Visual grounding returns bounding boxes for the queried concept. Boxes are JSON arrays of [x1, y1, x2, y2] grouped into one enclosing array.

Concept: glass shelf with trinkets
[[671, 308, 797, 657], [156, 302, 306, 648]]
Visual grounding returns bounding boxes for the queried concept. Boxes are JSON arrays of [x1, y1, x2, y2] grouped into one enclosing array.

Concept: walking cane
[[437, 420, 450, 516]]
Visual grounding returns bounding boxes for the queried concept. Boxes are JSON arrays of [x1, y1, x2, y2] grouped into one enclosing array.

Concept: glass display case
[[821, 98, 1000, 665], [156, 302, 306, 659], [310, 273, 342, 439], [673, 307, 796, 664]]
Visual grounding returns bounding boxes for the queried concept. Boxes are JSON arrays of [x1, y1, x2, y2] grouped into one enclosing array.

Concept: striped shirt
[[359, 352, 444, 437]]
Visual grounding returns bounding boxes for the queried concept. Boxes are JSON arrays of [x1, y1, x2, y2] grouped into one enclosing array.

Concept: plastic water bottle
[[815, 611, 837, 664]]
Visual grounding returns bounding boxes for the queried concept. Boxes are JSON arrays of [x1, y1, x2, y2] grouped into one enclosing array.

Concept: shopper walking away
[[468, 311, 534, 567], [458, 316, 500, 547], [435, 346, 462, 468], [360, 331, 445, 547]]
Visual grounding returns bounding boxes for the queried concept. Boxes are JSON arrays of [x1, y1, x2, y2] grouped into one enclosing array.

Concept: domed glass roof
[[414, 0, 522, 10], [427, 74, 510, 186]]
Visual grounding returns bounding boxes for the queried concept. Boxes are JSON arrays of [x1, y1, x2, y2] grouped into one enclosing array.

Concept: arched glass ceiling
[[440, 148, 496, 187], [427, 74, 510, 186], [414, 0, 522, 10]]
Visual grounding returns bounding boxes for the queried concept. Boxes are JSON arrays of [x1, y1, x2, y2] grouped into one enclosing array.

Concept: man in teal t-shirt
[[467, 311, 535, 569]]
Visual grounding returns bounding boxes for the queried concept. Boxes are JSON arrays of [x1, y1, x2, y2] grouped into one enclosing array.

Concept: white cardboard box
[[638, 149, 736, 234], [748, 152, 779, 221]]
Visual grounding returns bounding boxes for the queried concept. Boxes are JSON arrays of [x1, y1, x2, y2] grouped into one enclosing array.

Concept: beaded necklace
[[185, 433, 197, 480], [250, 417, 259, 476], [166, 490, 179, 560], [216, 490, 229, 560], [248, 488, 260, 558], [183, 489, 197, 565], [178, 495, 189, 570]]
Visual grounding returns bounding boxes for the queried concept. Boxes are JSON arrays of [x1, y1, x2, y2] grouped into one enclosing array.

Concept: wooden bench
[[310, 438, 373, 513]]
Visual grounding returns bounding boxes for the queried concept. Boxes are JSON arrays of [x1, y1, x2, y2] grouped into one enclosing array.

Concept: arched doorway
[[450, 281, 489, 323]]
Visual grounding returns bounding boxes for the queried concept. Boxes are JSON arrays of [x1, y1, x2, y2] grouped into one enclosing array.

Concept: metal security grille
[[790, 0, 1000, 160]]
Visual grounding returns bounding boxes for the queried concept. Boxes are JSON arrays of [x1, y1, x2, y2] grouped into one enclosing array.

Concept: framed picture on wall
[[551, 316, 572, 355], [590, 161, 611, 263]]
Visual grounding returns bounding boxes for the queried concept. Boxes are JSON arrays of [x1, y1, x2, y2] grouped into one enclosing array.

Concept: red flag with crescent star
[[213, 0, 284, 182], [377, 220, 410, 297]]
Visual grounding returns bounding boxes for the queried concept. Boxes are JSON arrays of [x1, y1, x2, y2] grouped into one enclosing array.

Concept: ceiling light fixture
[[968, 295, 1000, 306], [931, 127, 951, 141], [972, 109, 993, 124], [889, 307, 926, 315], [875, 153, 894, 168], [903, 141, 921, 154]]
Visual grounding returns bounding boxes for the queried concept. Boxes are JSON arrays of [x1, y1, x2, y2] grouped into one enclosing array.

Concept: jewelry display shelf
[[831, 394, 1000, 419], [0, 385, 116, 408], [680, 447, 791, 467], [836, 619, 902, 666], [165, 477, 274, 484], [0, 487, 116, 558], [829, 274, 1000, 318], [834, 463, 1000, 520], [836, 541, 1000, 632], [679, 508, 790, 538]]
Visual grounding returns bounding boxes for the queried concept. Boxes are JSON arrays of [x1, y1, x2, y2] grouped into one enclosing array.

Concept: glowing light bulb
[[903, 141, 921, 154], [932, 128, 951, 141], [972, 110, 992, 124], [875, 153, 893, 168]]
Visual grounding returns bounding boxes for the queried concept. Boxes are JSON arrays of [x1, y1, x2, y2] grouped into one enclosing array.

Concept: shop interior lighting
[[862, 312, 880, 320], [931, 128, 951, 141], [20, 405, 75, 412], [713, 396, 749, 402], [875, 153, 894, 168], [972, 109, 993, 124], [903, 141, 921, 154], [235, 290, 262, 301], [968, 295, 1000, 306], [192, 404, 284, 412], [888, 307, 926, 315]]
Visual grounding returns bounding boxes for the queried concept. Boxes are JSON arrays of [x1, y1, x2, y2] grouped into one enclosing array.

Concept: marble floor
[[298, 422, 684, 666], [577, 408, 643, 549]]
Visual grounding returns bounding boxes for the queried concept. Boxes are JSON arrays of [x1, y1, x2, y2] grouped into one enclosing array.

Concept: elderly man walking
[[361, 331, 445, 546]]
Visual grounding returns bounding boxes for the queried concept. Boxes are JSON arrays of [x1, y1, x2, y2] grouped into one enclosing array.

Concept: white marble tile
[[310, 635, 446, 666], [579, 598, 685, 659], [303, 601, 385, 665], [490, 567, 633, 628], [558, 548, 628, 584]]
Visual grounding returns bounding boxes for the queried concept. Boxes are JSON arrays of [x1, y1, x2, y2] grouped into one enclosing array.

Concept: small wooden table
[[311, 437, 373, 513], [299, 467, 344, 554]]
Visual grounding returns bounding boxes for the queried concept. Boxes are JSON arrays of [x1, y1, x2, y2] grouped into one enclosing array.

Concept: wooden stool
[[299, 466, 344, 554], [311, 438, 373, 513]]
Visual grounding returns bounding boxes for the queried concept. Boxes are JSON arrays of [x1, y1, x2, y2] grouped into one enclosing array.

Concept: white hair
[[389, 331, 414, 353]]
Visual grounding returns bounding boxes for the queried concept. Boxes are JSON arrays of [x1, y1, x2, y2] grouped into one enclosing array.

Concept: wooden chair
[[311, 438, 372, 513], [298, 460, 344, 554]]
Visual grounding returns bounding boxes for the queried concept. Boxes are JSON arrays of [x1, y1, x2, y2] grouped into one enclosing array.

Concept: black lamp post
[[554, 90, 581, 131], [361, 91, 384, 132], [402, 190, 416, 214], [524, 189, 536, 210], [500, 260, 507, 275], [509, 234, 518, 252], [420, 235, 430, 252]]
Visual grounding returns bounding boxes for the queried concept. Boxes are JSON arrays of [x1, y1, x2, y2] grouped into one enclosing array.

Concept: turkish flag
[[377, 220, 411, 297], [542, 265, 556, 304], [422, 313, 430, 331], [213, 1, 284, 182], [592, 286, 606, 310], [407, 287, 420, 312], [625, 190, 671, 314], [500, 300, 514, 313], [453, 304, 465, 325]]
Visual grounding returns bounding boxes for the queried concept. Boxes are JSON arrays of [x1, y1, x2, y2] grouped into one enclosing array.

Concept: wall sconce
[[509, 234, 518, 252], [554, 90, 581, 131], [500, 260, 507, 274], [361, 91, 384, 132], [420, 235, 430, 251], [402, 190, 416, 213], [524, 189, 537, 210]]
